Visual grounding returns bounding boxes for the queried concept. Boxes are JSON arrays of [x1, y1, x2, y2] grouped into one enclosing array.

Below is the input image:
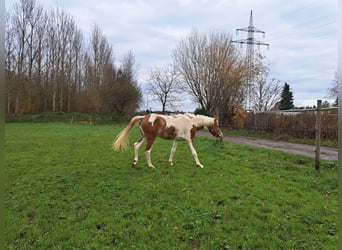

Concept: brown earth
[[197, 131, 338, 161]]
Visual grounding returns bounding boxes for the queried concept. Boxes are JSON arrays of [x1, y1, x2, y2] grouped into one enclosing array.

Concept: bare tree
[[6, 0, 47, 114], [83, 25, 114, 112], [173, 30, 248, 120], [111, 52, 142, 117], [147, 64, 181, 113], [11, 0, 32, 113], [32, 10, 47, 112], [45, 7, 78, 112], [67, 29, 83, 112], [89, 25, 113, 87], [25, 1, 45, 112], [5, 11, 17, 114], [251, 60, 282, 112], [5, 1, 141, 116], [252, 76, 282, 112]]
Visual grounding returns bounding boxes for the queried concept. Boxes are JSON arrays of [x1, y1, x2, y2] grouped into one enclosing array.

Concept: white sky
[[5, 0, 338, 111]]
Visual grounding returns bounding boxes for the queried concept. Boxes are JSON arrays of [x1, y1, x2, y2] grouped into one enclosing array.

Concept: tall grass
[[5, 123, 337, 249]]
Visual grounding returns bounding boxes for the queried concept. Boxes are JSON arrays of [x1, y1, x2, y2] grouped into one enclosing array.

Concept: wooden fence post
[[315, 100, 322, 171]]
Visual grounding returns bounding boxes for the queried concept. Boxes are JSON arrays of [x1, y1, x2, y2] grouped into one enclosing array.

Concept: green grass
[[5, 123, 338, 249], [6, 112, 337, 147]]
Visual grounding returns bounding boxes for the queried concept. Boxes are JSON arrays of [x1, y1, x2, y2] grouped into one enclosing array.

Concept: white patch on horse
[[169, 115, 192, 140], [148, 114, 158, 125], [165, 116, 178, 128]]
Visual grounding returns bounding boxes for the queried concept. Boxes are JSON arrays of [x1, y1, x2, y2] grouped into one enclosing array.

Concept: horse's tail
[[112, 115, 145, 152]]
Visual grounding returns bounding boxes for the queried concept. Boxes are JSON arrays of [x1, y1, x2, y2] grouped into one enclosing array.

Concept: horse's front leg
[[187, 140, 204, 168], [144, 136, 156, 169], [133, 137, 146, 166], [168, 140, 178, 166]]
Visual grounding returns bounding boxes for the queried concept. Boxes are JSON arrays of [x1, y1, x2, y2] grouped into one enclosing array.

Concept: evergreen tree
[[279, 82, 294, 110], [333, 97, 338, 107]]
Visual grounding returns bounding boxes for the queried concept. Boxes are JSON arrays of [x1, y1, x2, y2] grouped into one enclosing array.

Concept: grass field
[[5, 123, 338, 249]]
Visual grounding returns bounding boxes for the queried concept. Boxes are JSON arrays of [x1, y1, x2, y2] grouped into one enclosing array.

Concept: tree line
[[7, 0, 300, 125], [5, 0, 141, 117], [150, 31, 286, 124]]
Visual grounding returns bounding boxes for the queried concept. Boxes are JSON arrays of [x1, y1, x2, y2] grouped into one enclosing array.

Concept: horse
[[112, 113, 223, 169]]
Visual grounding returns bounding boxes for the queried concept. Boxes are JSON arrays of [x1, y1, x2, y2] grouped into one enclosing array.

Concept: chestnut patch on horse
[[141, 115, 177, 140], [153, 116, 177, 139]]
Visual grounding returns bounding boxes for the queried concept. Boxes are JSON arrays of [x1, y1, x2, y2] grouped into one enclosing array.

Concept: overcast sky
[[6, 0, 338, 111]]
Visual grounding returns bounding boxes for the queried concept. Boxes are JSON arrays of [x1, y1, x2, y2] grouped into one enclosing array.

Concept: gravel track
[[198, 131, 338, 161]]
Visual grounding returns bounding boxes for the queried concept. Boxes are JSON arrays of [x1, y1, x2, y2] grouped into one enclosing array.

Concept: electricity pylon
[[232, 10, 269, 110]]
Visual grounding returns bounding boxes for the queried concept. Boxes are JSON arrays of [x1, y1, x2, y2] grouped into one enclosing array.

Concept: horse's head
[[207, 118, 223, 139]]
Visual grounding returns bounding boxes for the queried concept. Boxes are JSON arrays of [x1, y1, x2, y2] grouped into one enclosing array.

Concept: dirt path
[[197, 131, 338, 161]]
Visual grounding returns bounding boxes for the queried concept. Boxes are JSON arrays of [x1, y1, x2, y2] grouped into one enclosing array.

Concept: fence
[[231, 108, 337, 140], [228, 102, 337, 170]]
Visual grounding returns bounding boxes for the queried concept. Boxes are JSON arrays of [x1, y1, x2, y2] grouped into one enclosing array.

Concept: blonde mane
[[182, 113, 215, 127]]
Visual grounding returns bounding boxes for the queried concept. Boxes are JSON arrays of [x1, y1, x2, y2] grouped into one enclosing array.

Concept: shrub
[[243, 112, 337, 140]]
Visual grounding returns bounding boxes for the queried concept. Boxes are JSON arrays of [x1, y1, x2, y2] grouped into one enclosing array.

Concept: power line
[[269, 18, 336, 41], [231, 10, 269, 110], [266, 0, 337, 41], [279, 0, 322, 19]]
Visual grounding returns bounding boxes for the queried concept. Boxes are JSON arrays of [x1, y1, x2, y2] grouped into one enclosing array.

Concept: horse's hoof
[[197, 164, 204, 168], [148, 165, 155, 169]]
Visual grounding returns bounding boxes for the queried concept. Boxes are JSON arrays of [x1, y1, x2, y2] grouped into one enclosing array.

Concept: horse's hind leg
[[133, 136, 146, 166], [168, 140, 178, 166]]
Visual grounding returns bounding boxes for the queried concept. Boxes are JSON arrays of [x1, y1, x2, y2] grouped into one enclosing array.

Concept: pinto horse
[[113, 113, 223, 168]]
